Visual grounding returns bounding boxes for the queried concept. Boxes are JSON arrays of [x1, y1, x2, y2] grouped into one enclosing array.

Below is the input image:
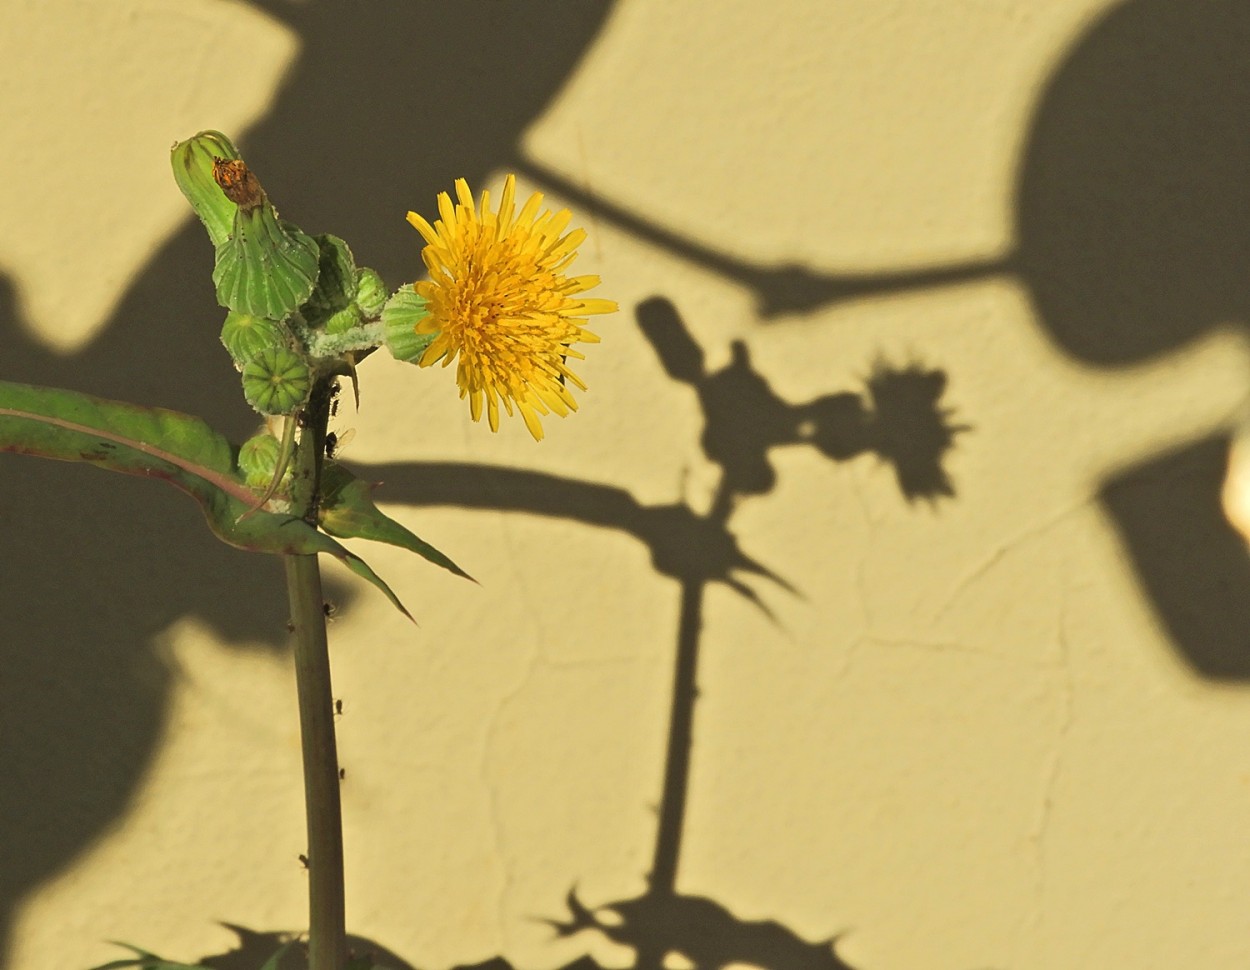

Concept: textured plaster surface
[[4, 2, 1250, 969]]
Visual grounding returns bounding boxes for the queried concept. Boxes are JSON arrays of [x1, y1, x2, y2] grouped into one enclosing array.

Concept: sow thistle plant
[[0, 131, 614, 970]]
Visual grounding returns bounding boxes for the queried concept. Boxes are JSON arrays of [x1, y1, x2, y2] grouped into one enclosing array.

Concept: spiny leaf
[[320, 462, 473, 582], [336, 544, 413, 621]]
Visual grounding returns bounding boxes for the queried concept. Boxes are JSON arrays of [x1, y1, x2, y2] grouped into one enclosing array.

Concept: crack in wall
[[481, 510, 547, 953], [480, 640, 542, 954], [1012, 570, 1077, 965], [933, 497, 1090, 622]]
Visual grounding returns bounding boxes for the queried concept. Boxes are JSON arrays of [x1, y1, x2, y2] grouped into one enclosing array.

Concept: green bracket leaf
[[301, 234, 358, 326], [354, 267, 387, 318], [214, 209, 320, 320]]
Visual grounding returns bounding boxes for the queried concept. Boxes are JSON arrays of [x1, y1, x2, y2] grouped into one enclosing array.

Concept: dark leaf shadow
[[198, 923, 413, 970], [1012, 0, 1250, 679], [510, 159, 1014, 321], [1102, 433, 1250, 679], [542, 888, 857, 970], [356, 459, 786, 597]]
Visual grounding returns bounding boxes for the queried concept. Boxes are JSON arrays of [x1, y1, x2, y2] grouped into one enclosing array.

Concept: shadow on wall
[[4, 0, 1249, 969], [1014, 0, 1250, 679], [199, 924, 412, 970], [526, 0, 1250, 680], [357, 299, 959, 603], [382, 2, 1250, 964], [338, 296, 958, 970]]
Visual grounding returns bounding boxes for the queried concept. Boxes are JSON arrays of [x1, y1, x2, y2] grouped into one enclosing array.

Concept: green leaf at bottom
[[87, 941, 211, 970]]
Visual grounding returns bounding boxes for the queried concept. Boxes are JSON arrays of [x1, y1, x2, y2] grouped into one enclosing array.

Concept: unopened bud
[[171, 130, 241, 248], [241, 346, 312, 416], [380, 285, 435, 364]]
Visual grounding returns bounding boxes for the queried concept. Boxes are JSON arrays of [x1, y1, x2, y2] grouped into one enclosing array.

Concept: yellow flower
[[406, 174, 617, 440]]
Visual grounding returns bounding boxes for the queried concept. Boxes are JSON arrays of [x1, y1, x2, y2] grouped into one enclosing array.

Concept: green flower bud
[[324, 303, 365, 335], [241, 346, 311, 415], [171, 130, 240, 248], [380, 285, 435, 364], [354, 267, 387, 318], [237, 431, 289, 491], [220, 310, 286, 365], [302, 234, 357, 322]]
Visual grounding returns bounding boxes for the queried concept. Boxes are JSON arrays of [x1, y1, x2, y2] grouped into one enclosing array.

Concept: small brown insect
[[333, 698, 343, 716], [211, 157, 265, 210], [339, 767, 346, 780], [298, 854, 309, 869]]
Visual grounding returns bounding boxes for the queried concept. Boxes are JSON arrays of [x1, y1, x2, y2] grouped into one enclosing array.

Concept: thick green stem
[[284, 376, 347, 970]]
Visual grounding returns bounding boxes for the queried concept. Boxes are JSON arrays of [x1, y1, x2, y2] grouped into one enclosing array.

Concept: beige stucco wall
[[4, 2, 1250, 968]]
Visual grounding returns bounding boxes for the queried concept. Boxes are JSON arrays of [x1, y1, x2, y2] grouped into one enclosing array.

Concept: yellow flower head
[[406, 175, 617, 440]]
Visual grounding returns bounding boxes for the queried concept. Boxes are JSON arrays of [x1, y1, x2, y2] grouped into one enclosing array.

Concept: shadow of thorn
[[539, 888, 860, 970], [199, 923, 413, 970]]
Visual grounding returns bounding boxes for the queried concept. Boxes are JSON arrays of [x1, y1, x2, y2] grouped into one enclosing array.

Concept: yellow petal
[[406, 174, 616, 440]]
